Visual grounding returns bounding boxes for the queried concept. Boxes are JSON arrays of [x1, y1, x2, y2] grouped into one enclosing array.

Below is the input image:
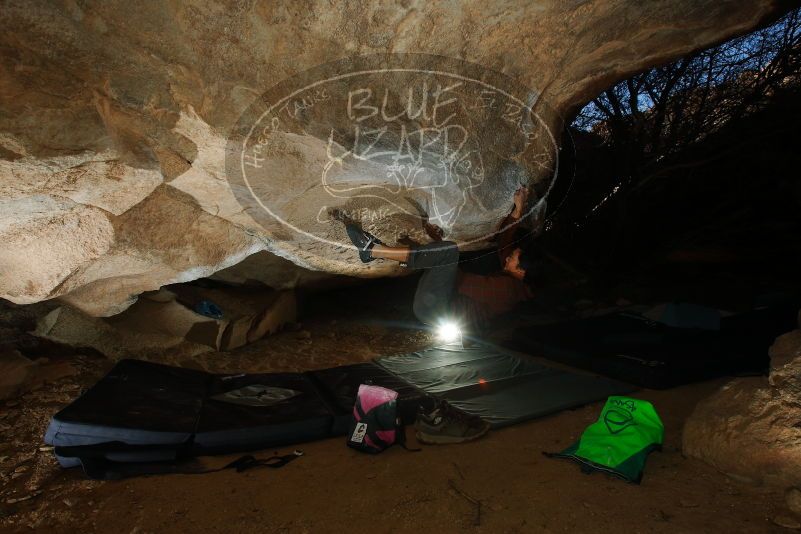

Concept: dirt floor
[[0, 278, 797, 533]]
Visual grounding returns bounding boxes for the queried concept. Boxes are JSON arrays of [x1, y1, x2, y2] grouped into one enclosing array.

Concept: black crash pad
[[45, 359, 436, 467], [44, 360, 208, 466], [46, 360, 336, 465], [505, 306, 794, 389], [196, 371, 334, 454]]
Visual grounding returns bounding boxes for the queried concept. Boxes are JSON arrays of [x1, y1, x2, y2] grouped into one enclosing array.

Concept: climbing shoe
[[344, 223, 383, 263], [414, 401, 490, 445]]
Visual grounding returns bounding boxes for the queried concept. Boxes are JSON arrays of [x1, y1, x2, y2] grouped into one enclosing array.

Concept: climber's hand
[[512, 186, 529, 217]]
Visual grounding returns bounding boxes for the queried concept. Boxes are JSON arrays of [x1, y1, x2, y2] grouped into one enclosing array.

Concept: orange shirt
[[456, 271, 531, 319], [452, 212, 532, 325]]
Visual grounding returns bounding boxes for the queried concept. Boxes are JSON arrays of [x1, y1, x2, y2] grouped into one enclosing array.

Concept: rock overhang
[[0, 0, 794, 315]]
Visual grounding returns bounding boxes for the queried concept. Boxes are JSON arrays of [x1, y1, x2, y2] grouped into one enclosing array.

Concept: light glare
[[437, 321, 461, 343]]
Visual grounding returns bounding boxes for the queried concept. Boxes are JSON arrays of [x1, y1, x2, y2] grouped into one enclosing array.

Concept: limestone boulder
[[0, 0, 793, 315], [0, 350, 37, 400], [683, 329, 801, 488]]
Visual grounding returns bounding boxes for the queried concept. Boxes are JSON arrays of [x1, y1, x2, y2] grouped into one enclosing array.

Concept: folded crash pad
[[44, 359, 337, 466], [45, 359, 208, 467]]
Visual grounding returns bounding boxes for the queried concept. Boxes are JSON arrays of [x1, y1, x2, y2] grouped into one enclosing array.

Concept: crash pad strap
[[55, 441, 303, 480]]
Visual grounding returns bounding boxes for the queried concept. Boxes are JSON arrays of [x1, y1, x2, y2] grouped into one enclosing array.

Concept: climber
[[340, 186, 537, 335]]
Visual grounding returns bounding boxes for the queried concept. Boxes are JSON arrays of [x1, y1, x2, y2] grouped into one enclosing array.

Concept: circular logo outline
[[226, 54, 563, 256]]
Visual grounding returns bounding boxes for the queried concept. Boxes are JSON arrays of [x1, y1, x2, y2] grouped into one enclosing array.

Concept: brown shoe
[[414, 402, 490, 444]]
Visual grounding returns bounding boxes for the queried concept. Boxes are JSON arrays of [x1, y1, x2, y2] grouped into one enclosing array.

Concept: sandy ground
[[0, 280, 796, 533]]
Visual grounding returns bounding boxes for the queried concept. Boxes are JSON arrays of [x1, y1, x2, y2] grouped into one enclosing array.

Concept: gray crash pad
[[375, 345, 632, 428]]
